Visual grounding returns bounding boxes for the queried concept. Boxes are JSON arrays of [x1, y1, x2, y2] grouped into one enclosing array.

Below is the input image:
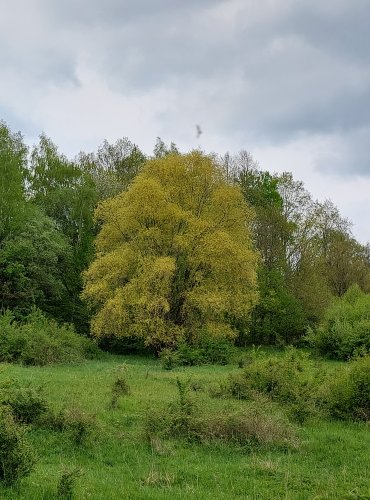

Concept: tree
[[0, 122, 28, 241], [82, 152, 259, 351], [28, 135, 97, 328], [153, 137, 179, 159], [233, 158, 305, 343], [0, 206, 71, 318], [77, 137, 147, 200]]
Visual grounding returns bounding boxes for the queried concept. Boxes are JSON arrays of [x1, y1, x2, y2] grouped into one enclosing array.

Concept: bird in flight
[[196, 124, 202, 139]]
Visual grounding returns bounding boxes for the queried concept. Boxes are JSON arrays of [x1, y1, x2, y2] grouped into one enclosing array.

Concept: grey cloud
[[1, 0, 370, 177], [314, 126, 370, 176], [62, 0, 370, 146]]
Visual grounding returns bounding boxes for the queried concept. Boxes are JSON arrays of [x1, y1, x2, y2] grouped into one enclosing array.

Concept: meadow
[[1, 352, 369, 499]]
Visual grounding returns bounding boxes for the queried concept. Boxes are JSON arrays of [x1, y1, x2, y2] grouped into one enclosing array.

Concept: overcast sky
[[1, 0, 369, 242]]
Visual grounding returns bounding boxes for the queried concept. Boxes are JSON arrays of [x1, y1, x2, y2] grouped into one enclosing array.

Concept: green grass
[[0, 353, 369, 499]]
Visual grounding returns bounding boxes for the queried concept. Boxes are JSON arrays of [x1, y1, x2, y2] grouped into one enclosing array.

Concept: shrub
[[40, 406, 95, 446], [198, 404, 299, 450], [178, 334, 236, 366], [144, 377, 197, 442], [325, 355, 370, 421], [56, 468, 82, 499], [0, 309, 101, 365], [227, 348, 323, 422], [3, 385, 49, 425], [160, 349, 180, 370], [160, 333, 236, 369], [308, 285, 370, 360], [58, 408, 95, 446], [110, 376, 131, 409], [0, 408, 35, 485], [145, 378, 299, 450]]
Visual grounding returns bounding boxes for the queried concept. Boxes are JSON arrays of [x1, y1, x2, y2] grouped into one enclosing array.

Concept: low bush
[[160, 334, 236, 369], [0, 309, 101, 366], [110, 376, 131, 409], [46, 407, 95, 446], [227, 348, 323, 422], [307, 285, 370, 360], [145, 377, 299, 450], [160, 349, 180, 370], [3, 385, 49, 425], [56, 468, 82, 499], [325, 355, 370, 421], [198, 404, 299, 450], [0, 408, 35, 485]]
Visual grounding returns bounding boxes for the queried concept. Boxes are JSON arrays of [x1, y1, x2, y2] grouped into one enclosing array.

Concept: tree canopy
[[82, 152, 259, 351]]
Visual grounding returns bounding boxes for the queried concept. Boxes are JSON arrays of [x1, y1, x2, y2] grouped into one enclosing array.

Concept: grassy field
[[0, 353, 369, 499]]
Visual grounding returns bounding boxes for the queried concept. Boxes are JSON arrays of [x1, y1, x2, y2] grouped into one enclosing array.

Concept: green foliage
[[83, 151, 259, 351], [78, 137, 146, 200], [0, 309, 101, 365], [63, 408, 95, 446], [0, 407, 35, 485], [153, 137, 179, 158], [325, 355, 370, 421], [197, 404, 299, 450], [308, 284, 370, 359], [160, 349, 181, 370]]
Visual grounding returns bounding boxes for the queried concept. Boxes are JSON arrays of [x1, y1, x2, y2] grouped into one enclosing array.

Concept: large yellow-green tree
[[82, 152, 259, 351]]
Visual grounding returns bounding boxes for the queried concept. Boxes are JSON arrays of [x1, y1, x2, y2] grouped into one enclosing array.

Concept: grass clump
[[0, 309, 101, 366], [0, 407, 35, 486]]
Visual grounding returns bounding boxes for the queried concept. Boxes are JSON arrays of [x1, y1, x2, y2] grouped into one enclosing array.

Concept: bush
[[110, 376, 131, 409], [160, 349, 180, 370], [308, 285, 370, 360], [46, 407, 95, 446], [198, 404, 299, 450], [0, 408, 35, 485], [145, 377, 299, 450], [3, 385, 49, 425], [227, 348, 323, 422], [160, 333, 236, 369], [56, 468, 82, 499], [325, 355, 370, 421], [0, 309, 101, 365]]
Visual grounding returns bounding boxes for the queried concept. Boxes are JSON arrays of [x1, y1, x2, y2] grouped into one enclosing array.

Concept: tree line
[[1, 120, 369, 351]]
